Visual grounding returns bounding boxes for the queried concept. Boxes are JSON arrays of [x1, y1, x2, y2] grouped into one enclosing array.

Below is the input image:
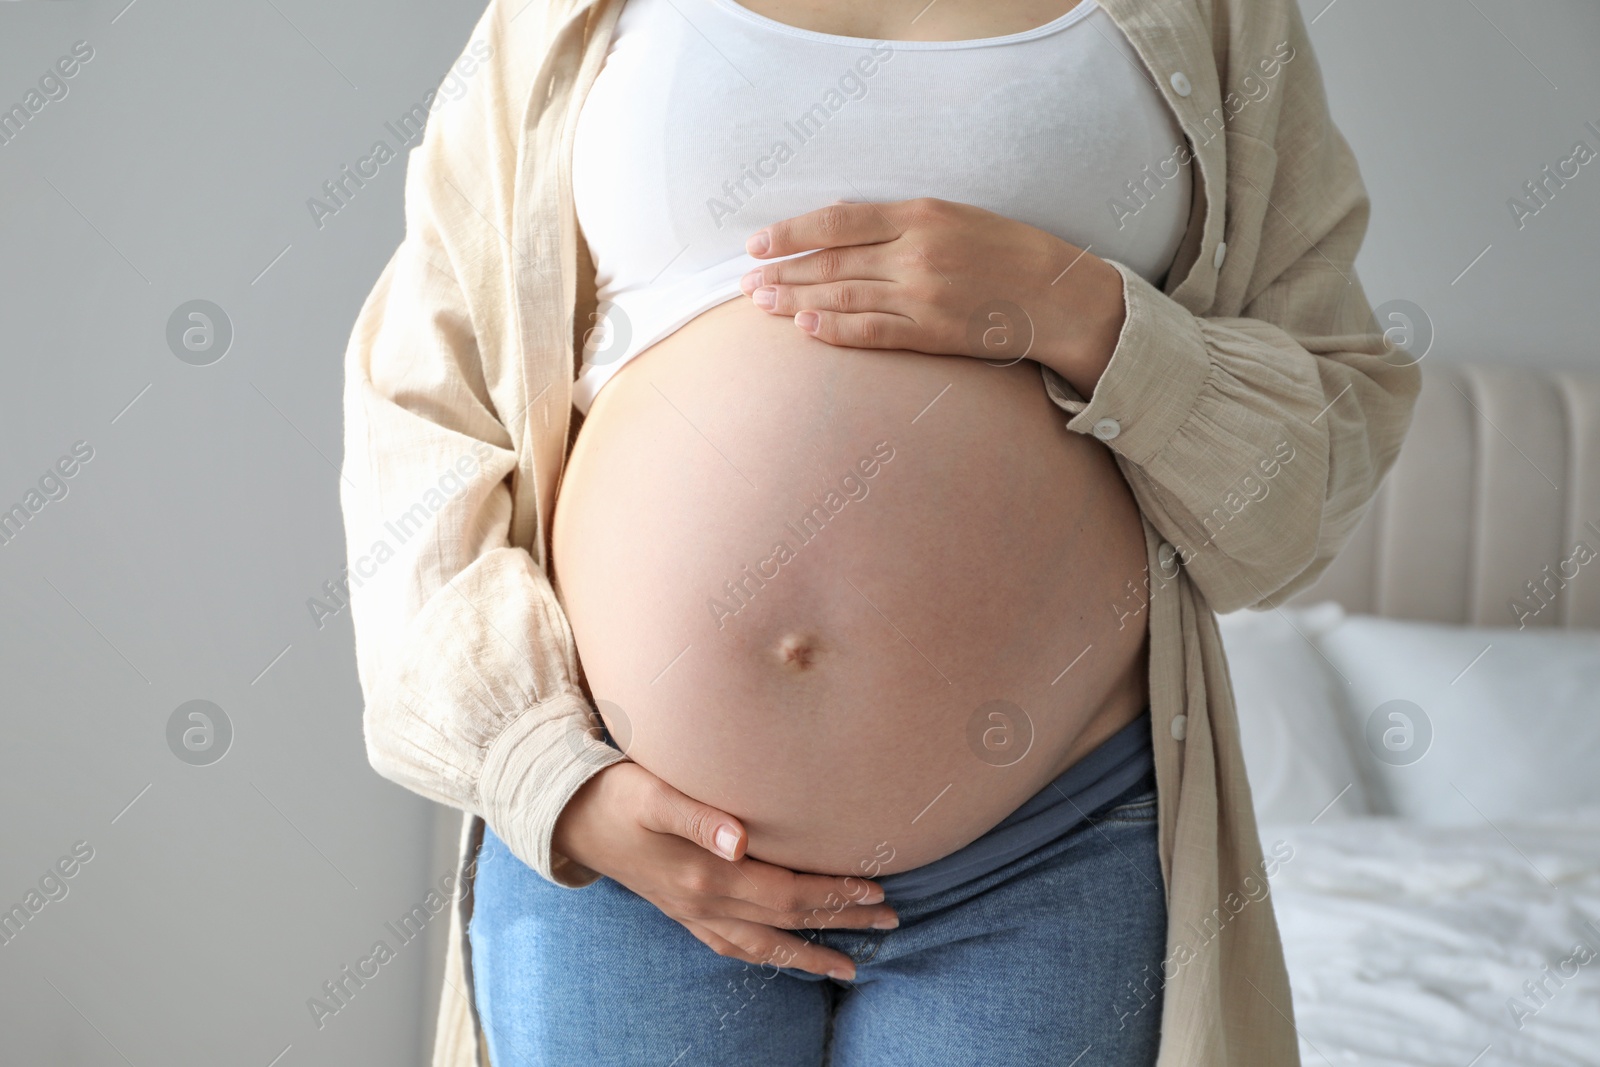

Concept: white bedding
[[1264, 811, 1600, 1067]]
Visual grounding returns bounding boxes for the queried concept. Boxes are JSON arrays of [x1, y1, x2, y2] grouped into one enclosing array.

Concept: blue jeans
[[468, 773, 1165, 1066]]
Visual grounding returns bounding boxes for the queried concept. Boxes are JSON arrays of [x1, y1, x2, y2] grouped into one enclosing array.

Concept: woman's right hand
[[550, 760, 899, 980]]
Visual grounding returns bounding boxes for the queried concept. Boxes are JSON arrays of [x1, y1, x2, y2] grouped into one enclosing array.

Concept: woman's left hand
[[740, 197, 1126, 397]]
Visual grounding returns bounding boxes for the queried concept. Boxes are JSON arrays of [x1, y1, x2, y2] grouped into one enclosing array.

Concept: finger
[[751, 280, 902, 318], [749, 201, 904, 258], [692, 916, 861, 980], [654, 843, 897, 929], [709, 885, 899, 933], [655, 856, 900, 933], [741, 245, 891, 291], [681, 917, 843, 976], [731, 897, 900, 932], [794, 309, 920, 351], [637, 777, 746, 861], [680, 917, 747, 963], [717, 861, 895, 926]]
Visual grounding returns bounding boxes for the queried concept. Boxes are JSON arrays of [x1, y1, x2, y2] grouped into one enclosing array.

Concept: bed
[[1218, 362, 1600, 1066]]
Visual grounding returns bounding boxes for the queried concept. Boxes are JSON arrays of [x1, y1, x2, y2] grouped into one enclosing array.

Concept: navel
[[774, 631, 822, 671]]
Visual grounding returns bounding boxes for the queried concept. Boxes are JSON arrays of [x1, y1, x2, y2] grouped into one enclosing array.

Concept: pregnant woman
[[339, 0, 1418, 1064]]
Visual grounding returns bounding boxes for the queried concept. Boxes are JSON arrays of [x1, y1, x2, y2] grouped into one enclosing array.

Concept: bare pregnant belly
[[551, 297, 1151, 877]]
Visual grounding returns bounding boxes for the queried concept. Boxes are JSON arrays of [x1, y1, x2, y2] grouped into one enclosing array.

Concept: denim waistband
[[875, 709, 1155, 901]]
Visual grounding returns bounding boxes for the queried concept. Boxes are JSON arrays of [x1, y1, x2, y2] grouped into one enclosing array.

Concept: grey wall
[[1311, 0, 1599, 372], [0, 1, 1595, 1065], [1, 1, 485, 1064]]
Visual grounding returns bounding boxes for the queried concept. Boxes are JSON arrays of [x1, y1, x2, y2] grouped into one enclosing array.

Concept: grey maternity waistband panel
[[875, 709, 1155, 902]]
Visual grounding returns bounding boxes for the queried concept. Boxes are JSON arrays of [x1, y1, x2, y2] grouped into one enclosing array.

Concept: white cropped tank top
[[571, 0, 1192, 414]]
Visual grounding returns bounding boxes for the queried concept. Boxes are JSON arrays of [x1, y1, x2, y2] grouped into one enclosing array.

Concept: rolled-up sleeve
[[338, 4, 623, 890], [1042, 0, 1419, 614]]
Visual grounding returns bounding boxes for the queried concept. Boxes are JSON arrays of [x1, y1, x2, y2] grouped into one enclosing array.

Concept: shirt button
[[1171, 715, 1188, 741], [1092, 417, 1122, 441], [1169, 71, 1192, 97], [1213, 241, 1227, 269]]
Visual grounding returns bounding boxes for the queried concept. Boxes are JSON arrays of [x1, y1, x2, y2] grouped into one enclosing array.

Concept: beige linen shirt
[[338, 0, 1419, 1063]]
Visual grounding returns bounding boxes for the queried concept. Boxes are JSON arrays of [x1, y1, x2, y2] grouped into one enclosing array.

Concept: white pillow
[[1315, 615, 1600, 822], [1215, 601, 1371, 823]]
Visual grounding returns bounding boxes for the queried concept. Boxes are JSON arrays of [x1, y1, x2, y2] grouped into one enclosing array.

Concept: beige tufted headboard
[[1285, 363, 1600, 630]]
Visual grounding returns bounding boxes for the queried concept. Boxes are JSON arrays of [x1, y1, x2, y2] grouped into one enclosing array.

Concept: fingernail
[[746, 231, 771, 256], [828, 967, 854, 982], [714, 826, 740, 860], [858, 886, 884, 905], [739, 269, 762, 294], [794, 311, 819, 332], [872, 914, 899, 930], [753, 287, 776, 309]]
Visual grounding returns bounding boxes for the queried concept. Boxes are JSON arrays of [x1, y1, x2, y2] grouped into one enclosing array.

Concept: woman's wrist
[[1037, 252, 1127, 401], [550, 760, 620, 874]]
